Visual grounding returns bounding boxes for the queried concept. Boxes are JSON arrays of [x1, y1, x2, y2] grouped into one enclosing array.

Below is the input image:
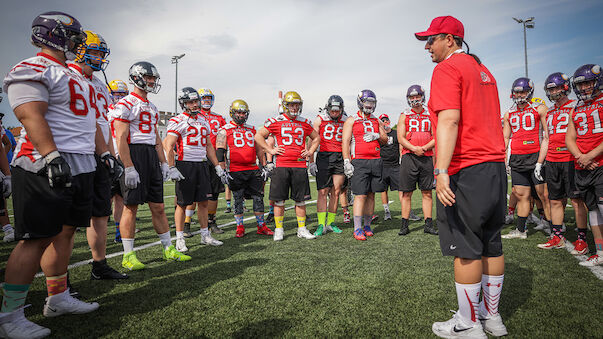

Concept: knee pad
[[295, 201, 306, 207], [252, 195, 264, 213], [274, 200, 285, 207], [233, 190, 245, 214]]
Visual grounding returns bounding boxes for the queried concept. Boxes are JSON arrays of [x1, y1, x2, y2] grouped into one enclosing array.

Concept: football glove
[[363, 132, 380, 142], [160, 162, 170, 182], [343, 159, 354, 178], [168, 166, 185, 181], [100, 151, 124, 183], [124, 166, 140, 189], [308, 163, 318, 177], [215, 165, 232, 185], [0, 173, 11, 198], [534, 162, 544, 182], [44, 151, 72, 188]]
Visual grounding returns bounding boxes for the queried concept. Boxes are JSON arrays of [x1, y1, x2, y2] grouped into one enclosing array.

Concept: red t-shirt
[[546, 99, 575, 162], [201, 110, 227, 147], [222, 122, 259, 172], [264, 114, 314, 168], [428, 52, 505, 175], [508, 103, 542, 155], [317, 113, 347, 153], [402, 108, 433, 156], [351, 111, 381, 159], [572, 94, 603, 169]]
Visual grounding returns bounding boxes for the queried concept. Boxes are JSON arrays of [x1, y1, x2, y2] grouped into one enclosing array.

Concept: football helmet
[[31, 11, 87, 61], [511, 77, 534, 105], [282, 91, 303, 117], [230, 99, 250, 125], [357, 89, 377, 115], [572, 64, 601, 102], [325, 95, 344, 120], [178, 87, 201, 113], [75, 30, 110, 71], [129, 61, 161, 94], [197, 88, 214, 110], [544, 72, 570, 102], [108, 80, 128, 103], [406, 85, 425, 107]]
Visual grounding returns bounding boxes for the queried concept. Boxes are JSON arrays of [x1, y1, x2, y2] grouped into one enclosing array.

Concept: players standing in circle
[[198, 88, 227, 234], [397, 85, 437, 236], [164, 87, 228, 251], [377, 114, 400, 222], [216, 99, 274, 238], [110, 61, 191, 271], [312, 95, 347, 236], [566, 64, 603, 267], [536, 72, 589, 252], [0, 12, 101, 338], [255, 91, 320, 241], [342, 89, 388, 241], [69, 30, 127, 280], [502, 78, 551, 239]]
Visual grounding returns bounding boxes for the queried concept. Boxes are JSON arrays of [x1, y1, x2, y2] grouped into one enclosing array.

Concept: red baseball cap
[[379, 114, 390, 121], [415, 16, 464, 41]]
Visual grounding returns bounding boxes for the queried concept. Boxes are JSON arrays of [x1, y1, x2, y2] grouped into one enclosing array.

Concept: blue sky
[[1, 0, 602, 129]]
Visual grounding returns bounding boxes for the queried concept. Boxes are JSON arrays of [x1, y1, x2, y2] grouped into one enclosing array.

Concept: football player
[[342, 90, 388, 241], [566, 64, 603, 266], [110, 61, 191, 270], [537, 72, 589, 251], [0, 12, 101, 337], [255, 91, 320, 241], [69, 30, 127, 279], [502, 77, 551, 239], [198, 88, 227, 234], [164, 87, 228, 251], [397, 85, 437, 236], [216, 99, 274, 237], [377, 113, 400, 222], [311, 95, 347, 236]]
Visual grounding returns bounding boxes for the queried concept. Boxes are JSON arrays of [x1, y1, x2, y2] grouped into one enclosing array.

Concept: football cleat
[[257, 225, 274, 235], [343, 210, 351, 223], [424, 223, 438, 235], [409, 210, 421, 221], [176, 238, 188, 252], [432, 311, 487, 339], [326, 224, 343, 234], [183, 223, 193, 238], [163, 245, 192, 261], [297, 227, 316, 240], [0, 306, 51, 339], [43, 289, 99, 317], [114, 226, 122, 243], [384, 210, 392, 221], [201, 233, 223, 246], [353, 228, 367, 241], [533, 220, 549, 232], [504, 213, 514, 225], [209, 220, 224, 234], [91, 259, 128, 280], [398, 223, 410, 236], [273, 227, 284, 241], [571, 239, 588, 255], [478, 313, 508, 337], [537, 235, 565, 249], [501, 229, 527, 239], [122, 251, 145, 271], [224, 206, 232, 213], [313, 225, 325, 236], [3, 228, 14, 243], [371, 214, 379, 222], [363, 226, 374, 237], [579, 254, 601, 267], [235, 225, 245, 238], [526, 213, 539, 225]]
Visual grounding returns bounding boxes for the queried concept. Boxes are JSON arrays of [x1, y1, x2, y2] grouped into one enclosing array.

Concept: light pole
[[171, 53, 185, 114], [512, 17, 534, 78]]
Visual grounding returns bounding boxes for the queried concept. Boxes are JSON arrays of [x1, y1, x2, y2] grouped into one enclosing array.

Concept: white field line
[[563, 241, 603, 280]]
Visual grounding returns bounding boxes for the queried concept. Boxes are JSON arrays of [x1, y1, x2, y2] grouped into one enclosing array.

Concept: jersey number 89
[[233, 130, 254, 147]]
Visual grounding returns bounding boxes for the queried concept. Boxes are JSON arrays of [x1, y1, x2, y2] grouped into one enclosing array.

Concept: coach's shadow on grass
[[498, 262, 532, 320]]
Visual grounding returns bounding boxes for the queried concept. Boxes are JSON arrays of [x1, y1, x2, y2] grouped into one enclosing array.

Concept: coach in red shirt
[[416, 16, 508, 338]]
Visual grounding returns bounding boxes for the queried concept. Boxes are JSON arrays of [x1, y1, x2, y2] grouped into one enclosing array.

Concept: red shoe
[[235, 225, 245, 238], [571, 239, 588, 255], [343, 210, 351, 223], [257, 225, 274, 235], [353, 229, 366, 241], [371, 214, 379, 222], [537, 235, 565, 249], [363, 226, 374, 237]]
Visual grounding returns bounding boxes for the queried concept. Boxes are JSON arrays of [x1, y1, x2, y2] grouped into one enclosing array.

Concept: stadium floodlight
[[513, 17, 535, 77], [171, 54, 186, 115]]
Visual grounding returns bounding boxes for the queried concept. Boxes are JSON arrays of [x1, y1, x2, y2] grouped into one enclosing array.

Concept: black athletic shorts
[[382, 165, 400, 191], [269, 167, 311, 202], [229, 169, 264, 198], [575, 166, 603, 211], [545, 161, 582, 200], [209, 164, 225, 199], [399, 154, 434, 192], [12, 166, 94, 240], [437, 162, 506, 260], [120, 144, 163, 205], [175, 160, 212, 206], [92, 154, 112, 217], [511, 168, 544, 187], [509, 152, 539, 172], [350, 158, 386, 195], [316, 151, 345, 190]]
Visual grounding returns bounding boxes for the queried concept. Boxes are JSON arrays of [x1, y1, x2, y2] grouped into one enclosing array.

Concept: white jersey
[[108, 92, 159, 145], [3, 53, 97, 172], [68, 63, 111, 144], [166, 112, 211, 161]]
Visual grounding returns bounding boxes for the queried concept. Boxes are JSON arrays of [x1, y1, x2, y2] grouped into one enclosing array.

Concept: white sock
[[383, 204, 389, 212], [201, 227, 209, 237], [2, 224, 12, 232], [185, 209, 195, 217], [455, 282, 481, 325], [158, 231, 172, 249], [479, 274, 504, 317], [122, 238, 135, 253], [176, 231, 184, 239]]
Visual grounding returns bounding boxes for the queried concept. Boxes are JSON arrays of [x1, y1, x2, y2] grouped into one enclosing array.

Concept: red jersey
[[428, 51, 505, 175], [222, 122, 259, 172], [572, 94, 603, 169], [508, 103, 542, 155], [264, 114, 314, 168], [351, 111, 381, 160], [202, 110, 227, 147], [546, 99, 576, 162], [402, 108, 433, 156], [317, 112, 347, 153]]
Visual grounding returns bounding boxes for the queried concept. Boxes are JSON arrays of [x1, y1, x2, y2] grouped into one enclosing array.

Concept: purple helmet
[[357, 89, 377, 114], [511, 77, 534, 105], [406, 85, 425, 107], [572, 64, 602, 102], [31, 12, 87, 61], [544, 72, 571, 102]]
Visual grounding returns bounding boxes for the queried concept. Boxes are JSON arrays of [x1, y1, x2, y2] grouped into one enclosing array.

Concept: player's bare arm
[[13, 101, 57, 156], [566, 115, 600, 170], [397, 114, 424, 156], [94, 122, 109, 155], [377, 119, 388, 145], [114, 119, 133, 167], [163, 134, 178, 167], [255, 127, 284, 156], [154, 130, 167, 164], [502, 111, 511, 150], [435, 109, 460, 207], [206, 134, 220, 167], [341, 118, 354, 160], [2, 135, 11, 156], [301, 130, 320, 159], [536, 104, 549, 164]]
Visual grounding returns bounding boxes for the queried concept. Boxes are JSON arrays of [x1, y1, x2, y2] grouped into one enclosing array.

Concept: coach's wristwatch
[[433, 169, 448, 176]]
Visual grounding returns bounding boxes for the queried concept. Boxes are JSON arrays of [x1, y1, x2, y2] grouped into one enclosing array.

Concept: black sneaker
[[224, 207, 232, 213], [91, 260, 129, 280], [183, 223, 193, 238], [423, 219, 438, 235], [209, 220, 224, 234], [66, 273, 81, 299], [266, 213, 275, 224], [398, 219, 410, 236]]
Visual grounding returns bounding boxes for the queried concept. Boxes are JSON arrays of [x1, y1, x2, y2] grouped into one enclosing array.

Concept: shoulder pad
[[243, 123, 255, 130], [222, 123, 236, 130], [295, 116, 311, 124], [318, 113, 330, 121]]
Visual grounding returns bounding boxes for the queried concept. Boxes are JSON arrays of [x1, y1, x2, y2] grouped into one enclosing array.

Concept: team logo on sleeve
[[480, 71, 491, 83]]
